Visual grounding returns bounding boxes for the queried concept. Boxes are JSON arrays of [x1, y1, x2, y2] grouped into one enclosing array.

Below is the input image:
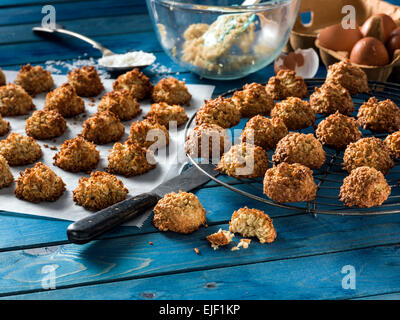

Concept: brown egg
[[318, 23, 363, 52], [361, 13, 397, 43], [350, 37, 389, 66], [391, 27, 400, 38], [387, 34, 400, 57]]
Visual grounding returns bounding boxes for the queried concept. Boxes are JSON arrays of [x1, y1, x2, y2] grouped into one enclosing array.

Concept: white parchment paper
[[0, 71, 214, 227]]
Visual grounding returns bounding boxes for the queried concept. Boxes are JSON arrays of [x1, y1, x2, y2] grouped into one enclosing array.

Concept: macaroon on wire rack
[[184, 79, 400, 216]]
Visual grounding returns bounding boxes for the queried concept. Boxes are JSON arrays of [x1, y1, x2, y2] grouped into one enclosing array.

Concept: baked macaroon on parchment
[[44, 83, 85, 118], [97, 89, 141, 121], [0, 84, 35, 116], [113, 68, 152, 100], [25, 109, 67, 140], [144, 102, 188, 128], [152, 77, 191, 106], [152, 191, 206, 234], [0, 132, 42, 166], [0, 154, 13, 189], [129, 119, 169, 149], [0, 114, 10, 137], [68, 66, 104, 97], [15, 64, 54, 96]]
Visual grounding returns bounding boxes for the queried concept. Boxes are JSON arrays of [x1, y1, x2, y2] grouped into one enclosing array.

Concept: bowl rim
[[149, 0, 297, 12]]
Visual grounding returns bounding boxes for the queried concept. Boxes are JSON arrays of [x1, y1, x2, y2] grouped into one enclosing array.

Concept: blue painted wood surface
[[0, 0, 399, 300]]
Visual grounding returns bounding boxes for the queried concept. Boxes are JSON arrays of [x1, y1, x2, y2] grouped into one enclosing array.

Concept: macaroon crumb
[[206, 228, 234, 250]]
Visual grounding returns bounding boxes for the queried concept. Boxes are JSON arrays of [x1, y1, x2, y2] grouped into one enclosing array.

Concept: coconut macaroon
[[195, 96, 241, 128], [98, 89, 141, 121], [113, 68, 152, 100], [263, 162, 317, 203], [152, 191, 206, 234], [385, 131, 400, 159], [0, 114, 10, 137], [229, 207, 277, 244], [25, 110, 67, 140], [185, 123, 230, 159], [73, 171, 128, 211], [325, 59, 369, 95], [240, 115, 287, 150], [270, 97, 315, 130], [0, 84, 35, 116], [310, 82, 354, 115], [107, 141, 156, 177], [0, 68, 5, 86], [144, 102, 188, 128], [232, 82, 274, 117], [0, 155, 13, 189], [68, 66, 104, 97], [81, 111, 124, 145], [216, 142, 269, 178], [129, 119, 169, 149], [272, 132, 326, 169], [0, 133, 42, 166], [152, 77, 192, 106], [54, 136, 100, 172], [44, 83, 85, 118], [206, 229, 235, 250], [316, 111, 363, 150], [15, 64, 54, 96], [357, 97, 400, 133], [343, 137, 394, 174], [265, 69, 308, 100], [339, 166, 391, 208], [15, 162, 65, 203]]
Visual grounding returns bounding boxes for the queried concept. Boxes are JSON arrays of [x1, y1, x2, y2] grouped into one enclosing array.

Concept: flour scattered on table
[[98, 51, 156, 68]]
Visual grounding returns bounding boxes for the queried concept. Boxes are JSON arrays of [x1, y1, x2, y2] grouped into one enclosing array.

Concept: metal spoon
[[33, 25, 156, 72]]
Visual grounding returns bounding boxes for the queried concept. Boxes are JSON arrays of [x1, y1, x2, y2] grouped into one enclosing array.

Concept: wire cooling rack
[[184, 79, 400, 215]]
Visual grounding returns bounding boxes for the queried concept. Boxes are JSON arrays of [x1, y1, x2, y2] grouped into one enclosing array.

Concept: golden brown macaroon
[[272, 132, 326, 169], [0, 84, 35, 116], [44, 83, 85, 118], [25, 110, 67, 140], [152, 191, 206, 234], [342, 137, 394, 174], [339, 166, 391, 208], [184, 123, 230, 159], [144, 102, 188, 128], [316, 111, 363, 150], [357, 97, 400, 133], [152, 77, 191, 106], [54, 136, 100, 172], [229, 207, 277, 244], [195, 96, 241, 128], [216, 142, 269, 178], [263, 162, 317, 203], [107, 141, 156, 177], [97, 89, 141, 121], [270, 97, 315, 130], [15, 64, 54, 96], [0, 133, 42, 166], [68, 66, 104, 97], [310, 82, 354, 115], [129, 119, 169, 149], [265, 69, 308, 100], [0, 68, 5, 86], [0, 114, 10, 137], [232, 82, 274, 117], [0, 155, 13, 189], [240, 115, 288, 150], [81, 110, 124, 145], [206, 229, 235, 250], [15, 162, 65, 203], [113, 68, 152, 100], [73, 171, 128, 211], [325, 59, 369, 95], [384, 131, 400, 158]]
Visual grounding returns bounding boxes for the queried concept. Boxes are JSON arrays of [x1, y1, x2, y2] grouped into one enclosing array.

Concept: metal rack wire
[[184, 79, 400, 215]]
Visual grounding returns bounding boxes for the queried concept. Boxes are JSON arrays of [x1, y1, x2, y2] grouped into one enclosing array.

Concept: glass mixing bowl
[[146, 0, 300, 80]]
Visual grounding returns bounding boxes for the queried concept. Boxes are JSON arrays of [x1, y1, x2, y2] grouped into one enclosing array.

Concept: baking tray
[[184, 78, 400, 215]]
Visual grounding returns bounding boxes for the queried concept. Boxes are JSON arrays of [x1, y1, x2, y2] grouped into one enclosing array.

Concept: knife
[[66, 163, 218, 244]]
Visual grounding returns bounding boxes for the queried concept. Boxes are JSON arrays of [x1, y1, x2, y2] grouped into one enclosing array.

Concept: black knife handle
[[67, 193, 160, 244]]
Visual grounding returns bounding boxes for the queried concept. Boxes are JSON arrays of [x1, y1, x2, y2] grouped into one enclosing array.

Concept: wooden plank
[[0, 0, 147, 26], [0, 184, 297, 251], [356, 292, 400, 300], [2, 244, 400, 300], [0, 212, 399, 296], [0, 14, 153, 45], [0, 1, 81, 8]]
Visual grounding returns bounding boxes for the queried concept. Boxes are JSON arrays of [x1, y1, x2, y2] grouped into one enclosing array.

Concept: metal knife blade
[[66, 163, 218, 244]]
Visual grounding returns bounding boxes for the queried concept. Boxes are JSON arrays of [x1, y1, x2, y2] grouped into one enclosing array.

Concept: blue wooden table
[[1, 0, 400, 300]]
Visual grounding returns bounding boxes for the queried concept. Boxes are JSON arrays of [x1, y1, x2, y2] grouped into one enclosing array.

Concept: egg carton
[[289, 0, 400, 81]]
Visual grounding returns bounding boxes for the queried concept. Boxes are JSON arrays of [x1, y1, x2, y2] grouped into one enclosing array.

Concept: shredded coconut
[[98, 51, 156, 68]]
